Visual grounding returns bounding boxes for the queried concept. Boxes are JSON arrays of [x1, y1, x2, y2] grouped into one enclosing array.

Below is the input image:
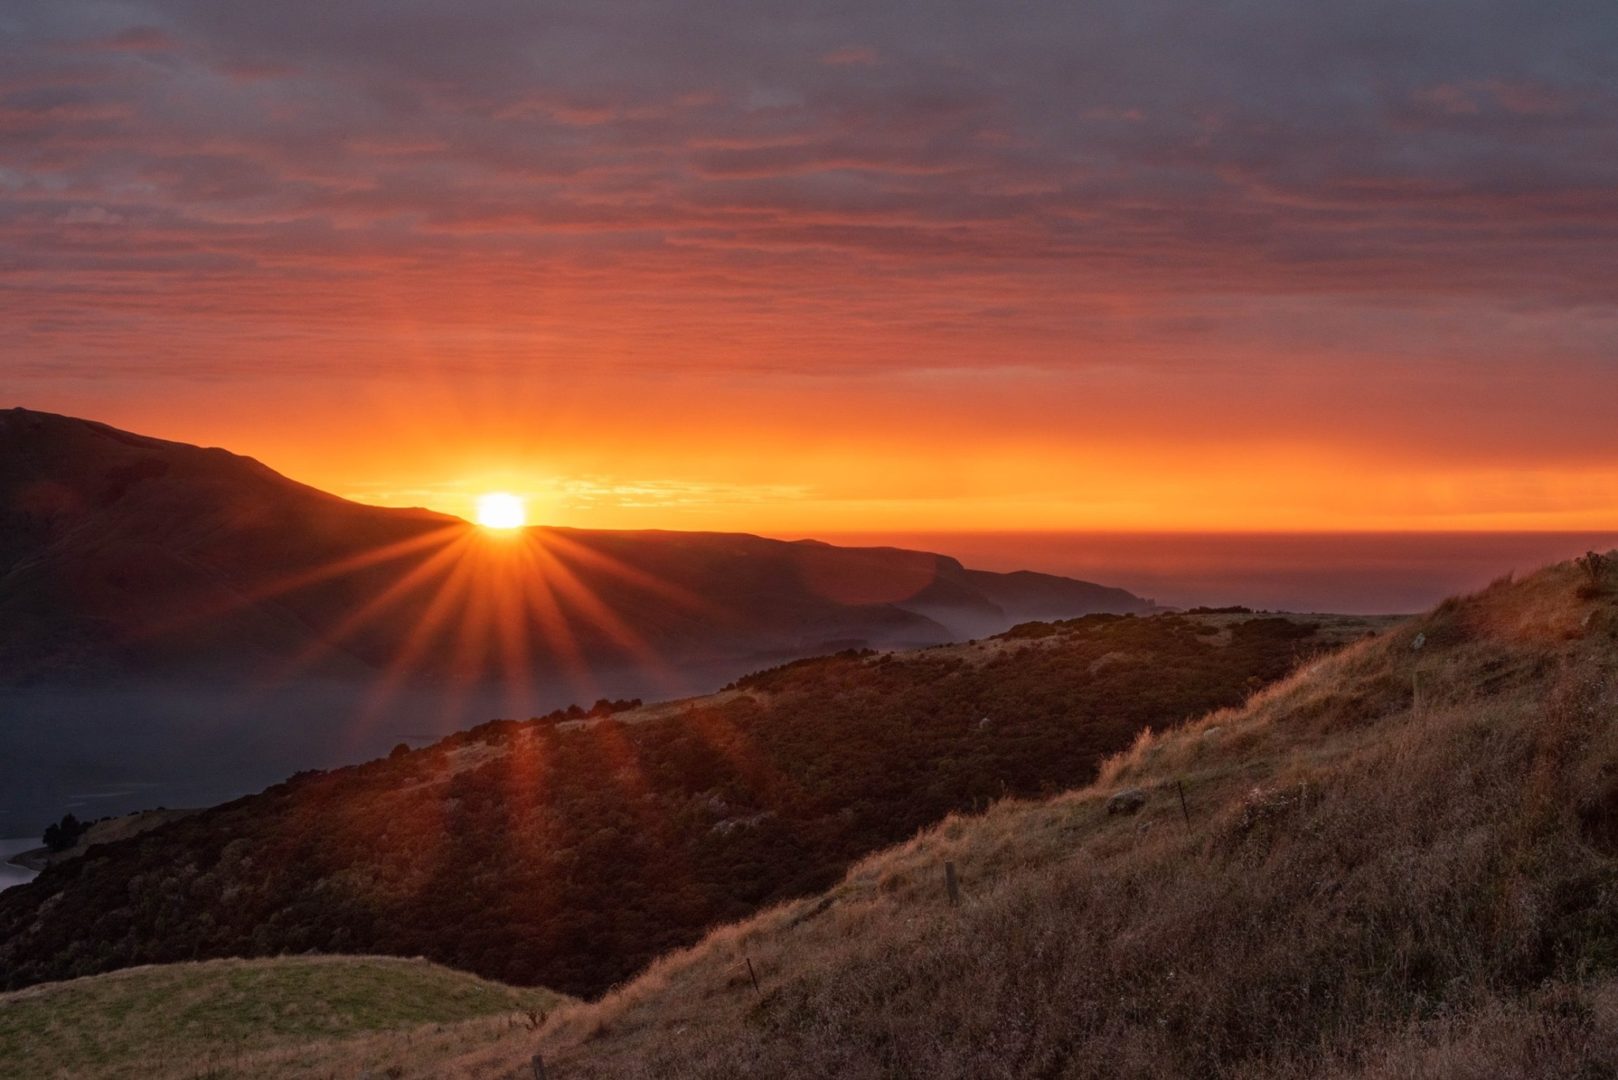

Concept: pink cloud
[[820, 46, 878, 67]]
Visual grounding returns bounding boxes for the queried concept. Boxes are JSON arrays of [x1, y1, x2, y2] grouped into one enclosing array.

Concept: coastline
[[1, 809, 201, 887], [10, 846, 49, 873], [0, 837, 40, 891]]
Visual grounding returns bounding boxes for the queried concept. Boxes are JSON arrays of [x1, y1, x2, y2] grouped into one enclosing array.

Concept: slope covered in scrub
[[0, 610, 1374, 998], [425, 551, 1618, 1079]]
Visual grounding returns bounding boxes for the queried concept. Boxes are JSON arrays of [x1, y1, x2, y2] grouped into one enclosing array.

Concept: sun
[[475, 492, 527, 530]]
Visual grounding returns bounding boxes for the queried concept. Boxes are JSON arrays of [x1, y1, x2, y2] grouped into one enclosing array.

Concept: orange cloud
[[4, 0, 1616, 535]]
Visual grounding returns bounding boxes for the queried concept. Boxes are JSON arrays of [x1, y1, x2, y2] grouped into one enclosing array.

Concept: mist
[[0, 671, 704, 836]]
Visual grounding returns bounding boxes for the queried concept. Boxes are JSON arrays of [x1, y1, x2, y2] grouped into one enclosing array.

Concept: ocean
[[819, 531, 1618, 614]]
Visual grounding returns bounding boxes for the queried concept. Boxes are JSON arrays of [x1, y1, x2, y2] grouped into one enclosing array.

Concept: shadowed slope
[[376, 551, 1618, 1079], [0, 609, 1368, 999]]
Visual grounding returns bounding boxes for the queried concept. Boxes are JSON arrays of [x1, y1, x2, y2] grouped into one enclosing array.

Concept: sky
[[4, 0, 1617, 534]]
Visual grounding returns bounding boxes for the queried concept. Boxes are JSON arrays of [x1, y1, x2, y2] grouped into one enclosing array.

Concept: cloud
[[86, 26, 179, 53], [820, 46, 877, 67], [1, 0, 1615, 504]]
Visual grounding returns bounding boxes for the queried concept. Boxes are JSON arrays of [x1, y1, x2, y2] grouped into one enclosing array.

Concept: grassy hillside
[[0, 955, 567, 1080], [286, 551, 1618, 1078], [0, 610, 1378, 998]]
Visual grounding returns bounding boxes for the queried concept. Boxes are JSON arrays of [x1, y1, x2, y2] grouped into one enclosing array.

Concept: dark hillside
[[0, 407, 1159, 833], [0, 407, 1157, 688], [0, 610, 1377, 998]]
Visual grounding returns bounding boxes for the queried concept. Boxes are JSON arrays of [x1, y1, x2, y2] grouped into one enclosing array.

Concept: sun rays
[[97, 502, 791, 864], [220, 520, 719, 729]]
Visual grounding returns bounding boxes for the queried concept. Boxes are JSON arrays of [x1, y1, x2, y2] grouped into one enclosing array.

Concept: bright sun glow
[[475, 492, 527, 530]]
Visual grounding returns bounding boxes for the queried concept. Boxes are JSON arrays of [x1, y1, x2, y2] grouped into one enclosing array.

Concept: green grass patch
[[0, 955, 565, 1079]]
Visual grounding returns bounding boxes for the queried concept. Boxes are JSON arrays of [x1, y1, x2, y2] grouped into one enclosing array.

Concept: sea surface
[[821, 531, 1618, 615], [0, 837, 39, 892]]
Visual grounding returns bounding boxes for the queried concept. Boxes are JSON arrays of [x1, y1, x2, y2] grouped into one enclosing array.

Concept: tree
[[42, 813, 86, 852]]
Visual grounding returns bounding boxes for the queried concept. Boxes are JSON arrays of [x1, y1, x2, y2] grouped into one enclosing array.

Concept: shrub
[[41, 812, 87, 852]]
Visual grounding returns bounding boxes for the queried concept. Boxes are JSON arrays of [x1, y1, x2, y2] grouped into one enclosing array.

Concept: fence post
[[1176, 781, 1192, 834], [945, 860, 960, 906], [532, 1052, 548, 1080], [746, 955, 761, 995]]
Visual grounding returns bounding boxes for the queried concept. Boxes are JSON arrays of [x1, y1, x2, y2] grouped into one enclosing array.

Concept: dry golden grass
[[11, 557, 1617, 1079], [451, 552, 1617, 1079]]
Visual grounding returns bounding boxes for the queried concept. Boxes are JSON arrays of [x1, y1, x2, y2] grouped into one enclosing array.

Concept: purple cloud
[[0, 0, 1614, 409]]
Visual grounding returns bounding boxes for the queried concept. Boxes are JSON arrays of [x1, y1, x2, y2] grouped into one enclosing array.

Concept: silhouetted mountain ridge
[[0, 407, 1156, 687]]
